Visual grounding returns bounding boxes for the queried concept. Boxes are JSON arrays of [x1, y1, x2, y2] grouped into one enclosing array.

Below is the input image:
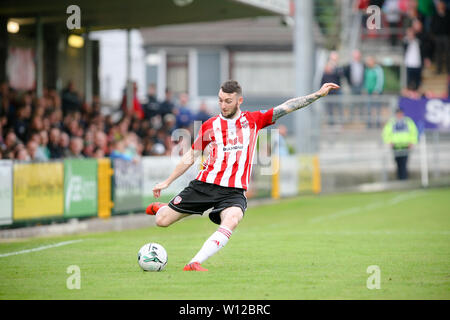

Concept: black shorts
[[168, 180, 247, 225]]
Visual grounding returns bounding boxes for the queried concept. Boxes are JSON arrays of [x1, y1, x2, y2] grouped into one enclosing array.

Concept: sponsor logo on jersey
[[223, 145, 244, 152]]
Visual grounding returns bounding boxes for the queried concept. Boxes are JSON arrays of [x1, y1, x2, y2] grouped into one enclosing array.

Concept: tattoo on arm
[[272, 92, 322, 122]]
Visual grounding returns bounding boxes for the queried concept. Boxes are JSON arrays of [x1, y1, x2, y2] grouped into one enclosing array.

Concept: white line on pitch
[[0, 239, 84, 258], [309, 190, 427, 224]]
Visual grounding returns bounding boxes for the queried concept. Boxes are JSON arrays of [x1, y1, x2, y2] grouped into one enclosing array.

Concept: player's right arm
[[152, 147, 201, 198], [153, 119, 213, 198]]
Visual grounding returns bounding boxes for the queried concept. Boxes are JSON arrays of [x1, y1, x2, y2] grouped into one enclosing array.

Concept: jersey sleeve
[[191, 119, 213, 151], [250, 108, 275, 129]]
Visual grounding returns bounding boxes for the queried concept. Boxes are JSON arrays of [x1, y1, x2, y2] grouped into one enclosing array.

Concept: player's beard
[[221, 101, 239, 119]]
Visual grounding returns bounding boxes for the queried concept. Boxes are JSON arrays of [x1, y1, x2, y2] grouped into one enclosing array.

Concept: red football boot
[[145, 202, 167, 216], [183, 262, 208, 272]]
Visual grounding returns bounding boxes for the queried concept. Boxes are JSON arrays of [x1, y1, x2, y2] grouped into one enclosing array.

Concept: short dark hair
[[221, 80, 242, 95]]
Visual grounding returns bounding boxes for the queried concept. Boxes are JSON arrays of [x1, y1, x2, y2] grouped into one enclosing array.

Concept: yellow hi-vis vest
[[382, 116, 418, 149]]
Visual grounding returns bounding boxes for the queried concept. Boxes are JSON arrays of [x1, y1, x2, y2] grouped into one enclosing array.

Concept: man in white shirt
[[404, 28, 423, 91]]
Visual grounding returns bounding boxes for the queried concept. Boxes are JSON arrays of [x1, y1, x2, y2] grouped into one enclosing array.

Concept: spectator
[[417, 0, 436, 32], [142, 139, 154, 156], [383, 0, 402, 46], [48, 88, 62, 110], [3, 131, 18, 157], [124, 132, 141, 160], [321, 61, 342, 125], [398, 0, 413, 14], [93, 146, 105, 158], [94, 130, 109, 156], [15, 148, 30, 161], [151, 142, 166, 156], [412, 19, 434, 68], [48, 108, 63, 129], [26, 140, 47, 161], [65, 116, 83, 138], [38, 130, 50, 160], [164, 113, 177, 135], [109, 139, 134, 161], [364, 56, 385, 95], [143, 83, 160, 119], [1, 79, 186, 161], [60, 132, 71, 157], [61, 81, 82, 116], [175, 92, 194, 129], [82, 129, 96, 157], [0, 82, 16, 127], [29, 115, 44, 134], [431, 0, 450, 75], [328, 51, 341, 69], [48, 127, 63, 159], [121, 81, 144, 120], [195, 101, 212, 123], [364, 56, 385, 128], [343, 49, 366, 94], [273, 125, 290, 157], [158, 88, 175, 119], [382, 108, 418, 180], [104, 114, 114, 134], [14, 104, 31, 143], [354, 0, 371, 32], [403, 27, 423, 90], [403, 1, 420, 29], [67, 136, 84, 158]]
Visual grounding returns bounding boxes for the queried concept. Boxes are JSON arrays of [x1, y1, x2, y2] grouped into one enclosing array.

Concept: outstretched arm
[[272, 83, 340, 122], [152, 147, 201, 198]]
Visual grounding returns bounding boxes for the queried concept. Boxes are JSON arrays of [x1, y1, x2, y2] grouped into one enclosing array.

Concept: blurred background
[[0, 0, 449, 229]]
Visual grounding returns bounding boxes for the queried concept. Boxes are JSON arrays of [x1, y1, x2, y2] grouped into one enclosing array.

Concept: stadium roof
[[140, 16, 325, 49], [0, 0, 290, 31]]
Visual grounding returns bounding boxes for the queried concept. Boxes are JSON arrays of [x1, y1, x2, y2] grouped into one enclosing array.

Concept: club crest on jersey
[[173, 196, 182, 205], [240, 118, 249, 128]]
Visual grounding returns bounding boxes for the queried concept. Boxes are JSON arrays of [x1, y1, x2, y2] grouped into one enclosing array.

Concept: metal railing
[[317, 94, 399, 128], [306, 94, 450, 191]]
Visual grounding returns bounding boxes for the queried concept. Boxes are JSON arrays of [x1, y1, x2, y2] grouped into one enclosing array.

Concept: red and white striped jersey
[[192, 108, 275, 190]]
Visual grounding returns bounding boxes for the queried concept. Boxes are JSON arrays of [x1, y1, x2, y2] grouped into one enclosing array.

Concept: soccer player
[[146, 80, 339, 271]]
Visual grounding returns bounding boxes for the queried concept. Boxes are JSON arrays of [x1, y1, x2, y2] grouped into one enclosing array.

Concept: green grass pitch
[[0, 188, 449, 300]]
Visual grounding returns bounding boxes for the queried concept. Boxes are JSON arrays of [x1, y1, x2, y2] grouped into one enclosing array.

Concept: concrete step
[[421, 68, 448, 94]]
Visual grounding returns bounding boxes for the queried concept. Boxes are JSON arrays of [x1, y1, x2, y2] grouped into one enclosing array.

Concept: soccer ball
[[137, 243, 168, 271]]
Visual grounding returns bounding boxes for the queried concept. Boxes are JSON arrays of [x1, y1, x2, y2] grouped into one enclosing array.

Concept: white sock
[[190, 226, 233, 264]]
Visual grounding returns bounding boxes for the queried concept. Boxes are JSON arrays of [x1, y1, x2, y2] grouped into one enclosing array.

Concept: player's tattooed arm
[[272, 82, 340, 122], [272, 93, 322, 121]]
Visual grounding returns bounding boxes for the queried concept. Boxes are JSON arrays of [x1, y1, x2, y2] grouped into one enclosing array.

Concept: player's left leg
[[219, 206, 244, 231], [184, 206, 243, 271]]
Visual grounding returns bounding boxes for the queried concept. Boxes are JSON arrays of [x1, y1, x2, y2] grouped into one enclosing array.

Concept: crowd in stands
[[347, 0, 450, 98], [0, 80, 212, 161], [321, 50, 385, 96], [320, 0, 450, 127]]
